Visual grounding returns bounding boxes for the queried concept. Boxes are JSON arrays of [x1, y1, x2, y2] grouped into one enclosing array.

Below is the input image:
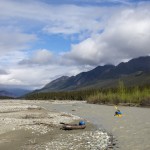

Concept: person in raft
[[79, 121, 85, 125], [114, 110, 122, 116]]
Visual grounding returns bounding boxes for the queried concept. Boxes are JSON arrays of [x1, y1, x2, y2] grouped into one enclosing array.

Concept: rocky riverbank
[[0, 100, 113, 150]]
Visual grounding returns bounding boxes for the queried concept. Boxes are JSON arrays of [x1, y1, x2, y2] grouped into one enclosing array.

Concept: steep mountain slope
[[40, 76, 70, 92], [38, 56, 150, 92], [39, 65, 114, 92], [106, 56, 150, 78]]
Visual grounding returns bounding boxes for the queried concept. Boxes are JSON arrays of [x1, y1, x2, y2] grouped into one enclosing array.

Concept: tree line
[[24, 81, 150, 106]]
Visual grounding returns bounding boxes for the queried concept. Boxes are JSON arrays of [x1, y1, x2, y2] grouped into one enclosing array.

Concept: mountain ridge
[[37, 56, 150, 92]]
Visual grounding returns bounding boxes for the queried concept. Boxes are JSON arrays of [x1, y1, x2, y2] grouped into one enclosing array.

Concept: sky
[[0, 0, 150, 89]]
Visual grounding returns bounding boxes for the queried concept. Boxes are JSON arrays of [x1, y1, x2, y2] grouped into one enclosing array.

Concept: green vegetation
[[24, 81, 150, 107], [0, 96, 14, 99], [25, 90, 96, 101], [87, 81, 150, 106]]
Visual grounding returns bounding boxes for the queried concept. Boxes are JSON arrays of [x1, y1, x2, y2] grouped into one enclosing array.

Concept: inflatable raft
[[114, 114, 122, 117], [62, 124, 86, 130], [60, 122, 86, 130]]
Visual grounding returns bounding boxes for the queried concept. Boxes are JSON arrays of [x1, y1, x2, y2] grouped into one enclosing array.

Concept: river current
[[39, 102, 150, 150]]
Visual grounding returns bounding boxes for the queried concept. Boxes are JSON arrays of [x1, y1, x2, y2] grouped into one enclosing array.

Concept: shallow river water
[[39, 102, 150, 150]]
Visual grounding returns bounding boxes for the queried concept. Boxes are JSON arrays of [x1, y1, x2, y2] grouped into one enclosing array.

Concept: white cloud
[[0, 0, 110, 37], [42, 5, 107, 36], [0, 0, 150, 89], [19, 49, 54, 65], [0, 27, 36, 54], [64, 37, 102, 65], [63, 5, 150, 65], [0, 0, 149, 38], [0, 63, 91, 89], [0, 69, 8, 75]]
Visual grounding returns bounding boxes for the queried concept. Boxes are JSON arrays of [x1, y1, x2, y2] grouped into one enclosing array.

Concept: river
[[38, 101, 150, 150]]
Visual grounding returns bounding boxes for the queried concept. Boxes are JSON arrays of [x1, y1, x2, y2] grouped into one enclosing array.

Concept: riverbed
[[0, 100, 112, 150], [38, 101, 150, 150]]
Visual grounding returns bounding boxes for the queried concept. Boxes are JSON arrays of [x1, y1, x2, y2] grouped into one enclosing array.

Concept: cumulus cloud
[[19, 49, 54, 65], [64, 37, 101, 65], [0, 69, 8, 75], [0, 0, 150, 89], [0, 63, 91, 89], [0, 0, 149, 38], [0, 27, 36, 54], [64, 5, 150, 65]]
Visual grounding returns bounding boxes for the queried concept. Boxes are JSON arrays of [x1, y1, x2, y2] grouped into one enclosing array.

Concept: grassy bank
[[24, 81, 150, 107], [87, 82, 150, 106]]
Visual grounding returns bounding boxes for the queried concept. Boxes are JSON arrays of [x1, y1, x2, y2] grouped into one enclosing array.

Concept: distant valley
[[0, 88, 31, 98]]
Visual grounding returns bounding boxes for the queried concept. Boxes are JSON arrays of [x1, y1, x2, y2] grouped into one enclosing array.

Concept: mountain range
[[0, 87, 31, 98], [36, 56, 150, 92]]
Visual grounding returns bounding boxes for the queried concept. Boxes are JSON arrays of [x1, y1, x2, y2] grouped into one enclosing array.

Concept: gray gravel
[[0, 100, 113, 150]]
